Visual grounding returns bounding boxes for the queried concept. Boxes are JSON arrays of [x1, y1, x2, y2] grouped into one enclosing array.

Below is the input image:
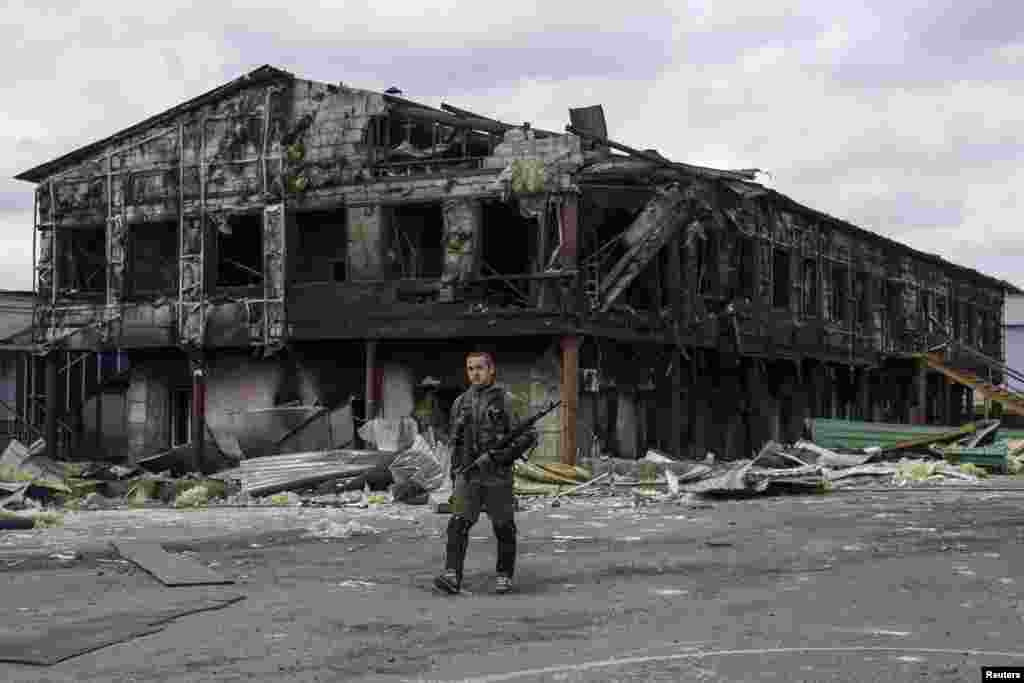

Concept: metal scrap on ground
[[112, 541, 234, 587]]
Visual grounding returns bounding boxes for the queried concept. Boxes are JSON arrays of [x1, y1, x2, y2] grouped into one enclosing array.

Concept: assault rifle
[[452, 399, 562, 478]]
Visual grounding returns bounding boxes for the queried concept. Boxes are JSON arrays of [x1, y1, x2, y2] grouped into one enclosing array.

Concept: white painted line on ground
[[433, 646, 1024, 683]]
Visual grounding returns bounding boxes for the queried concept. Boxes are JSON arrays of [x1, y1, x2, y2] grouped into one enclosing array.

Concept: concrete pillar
[[615, 389, 637, 459], [346, 206, 388, 280], [441, 199, 482, 296], [365, 340, 381, 421], [381, 364, 415, 419], [560, 335, 579, 465]]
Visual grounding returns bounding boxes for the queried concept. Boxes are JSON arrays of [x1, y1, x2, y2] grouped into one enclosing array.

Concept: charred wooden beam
[[566, 125, 760, 182], [386, 100, 511, 136], [440, 103, 557, 138], [598, 184, 696, 313]]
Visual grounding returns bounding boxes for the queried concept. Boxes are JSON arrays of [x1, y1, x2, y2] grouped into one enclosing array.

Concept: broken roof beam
[[441, 103, 557, 138], [384, 97, 510, 136], [598, 183, 697, 313], [566, 125, 760, 182]]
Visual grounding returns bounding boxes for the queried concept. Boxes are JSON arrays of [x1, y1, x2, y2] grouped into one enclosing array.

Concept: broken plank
[[599, 184, 695, 312], [112, 541, 234, 587]]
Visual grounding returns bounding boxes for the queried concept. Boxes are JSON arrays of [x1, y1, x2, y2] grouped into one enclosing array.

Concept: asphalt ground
[[1, 484, 1022, 682]]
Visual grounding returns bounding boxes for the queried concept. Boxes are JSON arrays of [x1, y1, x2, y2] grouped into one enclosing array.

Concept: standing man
[[435, 351, 538, 595]]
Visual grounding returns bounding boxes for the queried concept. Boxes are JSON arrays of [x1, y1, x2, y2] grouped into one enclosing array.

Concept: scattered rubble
[[2, 415, 1022, 525]]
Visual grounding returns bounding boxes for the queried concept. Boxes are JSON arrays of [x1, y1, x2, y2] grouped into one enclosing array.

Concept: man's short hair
[[466, 350, 495, 367]]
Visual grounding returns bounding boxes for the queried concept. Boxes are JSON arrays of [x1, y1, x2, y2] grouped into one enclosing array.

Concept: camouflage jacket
[[449, 383, 537, 475]]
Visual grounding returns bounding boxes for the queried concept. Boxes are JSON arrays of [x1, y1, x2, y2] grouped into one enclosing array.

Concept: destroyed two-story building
[[12, 65, 1020, 471]]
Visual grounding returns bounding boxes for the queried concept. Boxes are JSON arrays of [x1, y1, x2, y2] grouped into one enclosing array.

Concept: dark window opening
[[966, 304, 976, 346], [482, 200, 535, 276], [830, 264, 849, 323], [919, 290, 932, 331], [935, 296, 947, 333], [170, 388, 191, 447], [215, 213, 263, 288], [772, 249, 790, 309], [293, 210, 347, 284], [626, 270, 656, 312], [698, 231, 716, 296], [130, 221, 178, 297], [855, 272, 870, 324], [888, 282, 904, 334], [734, 236, 755, 300], [389, 204, 444, 278], [59, 226, 106, 294], [802, 258, 818, 316], [366, 114, 494, 171], [606, 392, 619, 454]]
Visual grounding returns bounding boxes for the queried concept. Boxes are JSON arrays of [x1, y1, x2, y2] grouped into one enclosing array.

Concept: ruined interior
[[13, 65, 1019, 467]]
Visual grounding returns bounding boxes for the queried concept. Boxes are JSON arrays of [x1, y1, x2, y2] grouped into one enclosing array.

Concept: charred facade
[[13, 66, 1017, 467]]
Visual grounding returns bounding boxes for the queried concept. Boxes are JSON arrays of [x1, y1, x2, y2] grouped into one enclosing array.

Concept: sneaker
[[434, 570, 461, 595], [495, 574, 513, 594]]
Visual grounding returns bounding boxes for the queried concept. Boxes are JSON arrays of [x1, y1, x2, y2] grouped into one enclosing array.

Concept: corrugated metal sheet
[[807, 418, 1024, 451], [806, 419, 967, 450], [943, 439, 1009, 471]]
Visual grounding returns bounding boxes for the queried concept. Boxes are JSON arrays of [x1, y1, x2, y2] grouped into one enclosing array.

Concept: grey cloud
[[854, 192, 966, 230], [0, 192, 33, 214], [913, 0, 1024, 55]]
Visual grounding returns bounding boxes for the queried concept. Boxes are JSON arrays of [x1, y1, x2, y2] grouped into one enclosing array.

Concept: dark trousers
[[444, 473, 517, 581]]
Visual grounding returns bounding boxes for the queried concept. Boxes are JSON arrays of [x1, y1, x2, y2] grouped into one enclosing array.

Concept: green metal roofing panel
[[806, 418, 969, 450]]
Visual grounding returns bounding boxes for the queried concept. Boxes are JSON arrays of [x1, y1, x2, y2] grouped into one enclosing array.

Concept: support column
[[942, 377, 952, 426], [94, 387, 103, 455], [365, 340, 381, 421], [190, 357, 206, 472], [689, 351, 701, 459], [45, 352, 58, 461], [914, 361, 928, 424], [857, 367, 870, 421], [560, 194, 580, 313], [560, 335, 579, 466], [667, 232, 684, 458]]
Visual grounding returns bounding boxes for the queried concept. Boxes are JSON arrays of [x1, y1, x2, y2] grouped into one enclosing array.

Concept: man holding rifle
[[434, 350, 552, 595]]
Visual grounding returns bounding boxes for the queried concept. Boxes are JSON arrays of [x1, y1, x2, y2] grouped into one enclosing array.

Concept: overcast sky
[[3, 1, 1021, 291]]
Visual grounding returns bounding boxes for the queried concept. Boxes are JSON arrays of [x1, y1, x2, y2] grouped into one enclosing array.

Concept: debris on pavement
[[388, 432, 449, 495], [112, 541, 234, 586], [307, 518, 380, 539]]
